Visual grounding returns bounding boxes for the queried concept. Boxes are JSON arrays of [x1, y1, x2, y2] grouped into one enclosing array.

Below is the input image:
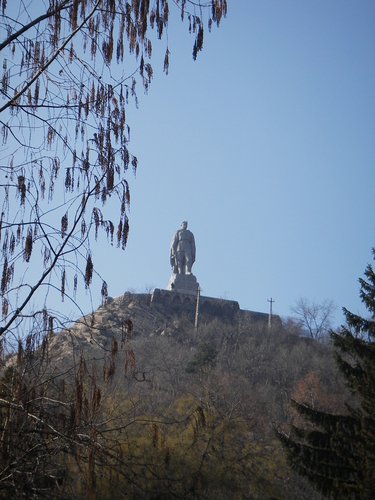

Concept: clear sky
[[89, 0, 374, 328], [4, 1, 374, 329]]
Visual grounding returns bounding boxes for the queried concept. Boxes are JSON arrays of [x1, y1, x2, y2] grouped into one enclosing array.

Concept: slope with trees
[[0, 284, 349, 498]]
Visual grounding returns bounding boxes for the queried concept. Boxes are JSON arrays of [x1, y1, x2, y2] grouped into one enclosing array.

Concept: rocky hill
[[48, 288, 281, 368], [3, 287, 348, 499]]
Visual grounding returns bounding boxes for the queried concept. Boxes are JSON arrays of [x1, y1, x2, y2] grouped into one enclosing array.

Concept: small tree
[[276, 248, 375, 499], [291, 297, 337, 340], [0, 318, 138, 498], [185, 341, 218, 373]]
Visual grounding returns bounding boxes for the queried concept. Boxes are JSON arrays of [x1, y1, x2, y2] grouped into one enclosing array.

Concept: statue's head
[[181, 221, 188, 229]]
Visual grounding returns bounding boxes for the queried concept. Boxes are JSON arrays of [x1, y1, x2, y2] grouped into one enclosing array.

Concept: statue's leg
[[176, 252, 184, 274], [185, 251, 192, 274]]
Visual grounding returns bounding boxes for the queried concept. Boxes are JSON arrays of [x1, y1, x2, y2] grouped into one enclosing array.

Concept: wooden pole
[[267, 297, 275, 329], [194, 286, 200, 331]]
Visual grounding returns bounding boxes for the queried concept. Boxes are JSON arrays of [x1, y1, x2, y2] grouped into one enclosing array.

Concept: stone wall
[[150, 288, 241, 323]]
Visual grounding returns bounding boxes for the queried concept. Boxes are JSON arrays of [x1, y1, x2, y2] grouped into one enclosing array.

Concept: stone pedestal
[[166, 273, 199, 295]]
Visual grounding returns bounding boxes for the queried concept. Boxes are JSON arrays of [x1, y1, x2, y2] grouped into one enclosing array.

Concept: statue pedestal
[[167, 273, 199, 295]]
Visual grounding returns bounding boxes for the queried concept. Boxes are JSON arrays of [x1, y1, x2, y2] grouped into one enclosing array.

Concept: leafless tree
[[0, 2, 228, 497], [0, 0, 227, 346], [290, 297, 337, 340]]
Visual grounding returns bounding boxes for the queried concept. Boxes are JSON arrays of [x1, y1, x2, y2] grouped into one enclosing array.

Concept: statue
[[170, 221, 196, 275], [167, 221, 199, 294]]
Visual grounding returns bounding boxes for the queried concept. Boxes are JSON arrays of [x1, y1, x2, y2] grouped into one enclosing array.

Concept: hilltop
[[46, 289, 280, 369]]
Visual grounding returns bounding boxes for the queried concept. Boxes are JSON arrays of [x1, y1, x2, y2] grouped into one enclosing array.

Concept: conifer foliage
[[276, 248, 375, 499]]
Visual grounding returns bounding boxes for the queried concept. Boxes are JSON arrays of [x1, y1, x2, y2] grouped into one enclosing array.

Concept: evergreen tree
[[185, 342, 218, 373], [276, 248, 375, 499]]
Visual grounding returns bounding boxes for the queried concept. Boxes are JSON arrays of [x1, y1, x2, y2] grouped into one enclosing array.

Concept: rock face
[[106, 289, 278, 336], [45, 290, 281, 370]]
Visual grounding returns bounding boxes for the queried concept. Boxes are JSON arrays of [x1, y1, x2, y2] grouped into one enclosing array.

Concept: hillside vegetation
[[0, 293, 349, 499]]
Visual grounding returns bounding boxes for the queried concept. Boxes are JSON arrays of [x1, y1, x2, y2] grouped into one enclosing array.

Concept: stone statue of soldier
[[170, 221, 196, 275]]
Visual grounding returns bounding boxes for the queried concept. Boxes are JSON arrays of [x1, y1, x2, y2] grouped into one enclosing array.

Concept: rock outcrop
[[45, 290, 280, 370]]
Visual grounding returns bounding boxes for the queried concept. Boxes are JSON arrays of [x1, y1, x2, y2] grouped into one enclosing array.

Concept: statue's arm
[[191, 233, 196, 263], [170, 233, 177, 271], [170, 231, 178, 257]]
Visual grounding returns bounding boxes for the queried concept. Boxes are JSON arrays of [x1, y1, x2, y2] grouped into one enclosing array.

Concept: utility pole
[[267, 297, 275, 329], [194, 286, 201, 331]]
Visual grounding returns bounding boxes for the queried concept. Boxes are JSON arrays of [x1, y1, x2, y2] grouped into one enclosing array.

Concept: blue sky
[[3, 1, 374, 329], [92, 0, 374, 327]]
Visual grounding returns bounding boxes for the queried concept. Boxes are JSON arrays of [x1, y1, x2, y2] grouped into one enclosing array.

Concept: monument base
[[166, 273, 199, 295]]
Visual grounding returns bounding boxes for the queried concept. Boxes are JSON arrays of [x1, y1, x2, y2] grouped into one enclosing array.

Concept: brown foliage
[[0, 1, 225, 342]]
